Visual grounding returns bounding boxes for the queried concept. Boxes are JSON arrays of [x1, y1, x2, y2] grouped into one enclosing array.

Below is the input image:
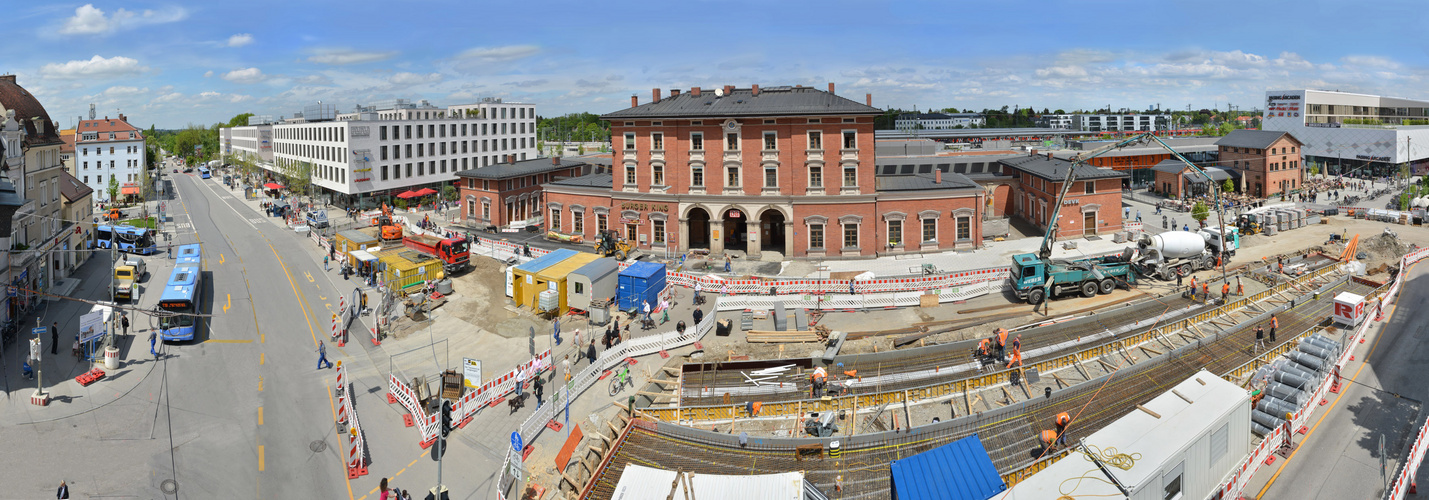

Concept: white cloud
[[296, 74, 334, 85], [456, 45, 540, 62], [199, 91, 221, 98], [389, 72, 442, 86], [203, 70, 213, 78], [102, 86, 147, 97], [229, 94, 252, 103], [307, 48, 397, 65], [152, 92, 184, 103], [226, 33, 254, 48], [39, 55, 148, 79], [223, 67, 265, 84], [59, 4, 188, 35]]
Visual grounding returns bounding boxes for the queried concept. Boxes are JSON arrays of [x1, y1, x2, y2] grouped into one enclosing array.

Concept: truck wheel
[[1204, 255, 1217, 270], [1080, 282, 1098, 298], [1158, 268, 1174, 281], [1027, 289, 1045, 305], [616, 250, 628, 261], [1177, 263, 1192, 277], [1099, 278, 1116, 294]]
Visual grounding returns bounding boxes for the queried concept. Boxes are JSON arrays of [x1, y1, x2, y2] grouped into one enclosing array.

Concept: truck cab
[[113, 265, 137, 302], [1201, 226, 1240, 256], [1011, 253, 1047, 299]]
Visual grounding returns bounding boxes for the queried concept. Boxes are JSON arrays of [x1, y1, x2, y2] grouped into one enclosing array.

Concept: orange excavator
[[370, 204, 404, 241]]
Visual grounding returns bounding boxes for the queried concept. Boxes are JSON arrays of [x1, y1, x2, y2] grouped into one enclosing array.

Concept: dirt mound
[[1361, 232, 1410, 258], [447, 255, 517, 332]]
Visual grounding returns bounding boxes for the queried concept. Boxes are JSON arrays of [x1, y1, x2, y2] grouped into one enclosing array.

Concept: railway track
[[586, 264, 1374, 500]]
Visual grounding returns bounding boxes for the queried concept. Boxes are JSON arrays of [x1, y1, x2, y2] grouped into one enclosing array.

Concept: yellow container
[[374, 247, 446, 290], [530, 253, 600, 314], [334, 229, 380, 267]]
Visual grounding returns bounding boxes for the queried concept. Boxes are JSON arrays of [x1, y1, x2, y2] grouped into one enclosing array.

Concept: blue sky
[[8, 0, 1428, 129]]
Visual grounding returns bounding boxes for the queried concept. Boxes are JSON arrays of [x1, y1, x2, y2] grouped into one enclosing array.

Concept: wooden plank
[[1171, 389, 1194, 404], [1140, 345, 1162, 356], [662, 367, 681, 375], [1136, 404, 1162, 419]]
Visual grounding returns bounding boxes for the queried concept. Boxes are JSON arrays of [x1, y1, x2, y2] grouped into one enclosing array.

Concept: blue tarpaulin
[[890, 434, 1006, 500]]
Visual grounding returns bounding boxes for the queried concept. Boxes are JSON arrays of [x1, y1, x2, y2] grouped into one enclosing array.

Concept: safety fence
[[642, 263, 1345, 423], [1216, 246, 1429, 499], [335, 363, 367, 478], [385, 349, 553, 446]]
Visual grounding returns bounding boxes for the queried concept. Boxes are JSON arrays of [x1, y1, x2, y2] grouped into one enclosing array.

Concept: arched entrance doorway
[[759, 209, 786, 252], [687, 207, 710, 249], [723, 208, 748, 253]]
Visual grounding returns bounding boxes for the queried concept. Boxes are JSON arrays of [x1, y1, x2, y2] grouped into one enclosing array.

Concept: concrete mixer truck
[[1131, 230, 1235, 280]]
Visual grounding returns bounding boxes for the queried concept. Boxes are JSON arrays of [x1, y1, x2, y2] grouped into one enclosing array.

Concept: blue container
[[617, 261, 667, 312]]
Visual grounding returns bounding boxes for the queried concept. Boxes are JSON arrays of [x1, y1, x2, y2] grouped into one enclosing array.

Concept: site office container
[[373, 247, 446, 290], [334, 229, 380, 267], [618, 261, 667, 312], [531, 253, 601, 314], [510, 249, 578, 309], [567, 257, 620, 313]]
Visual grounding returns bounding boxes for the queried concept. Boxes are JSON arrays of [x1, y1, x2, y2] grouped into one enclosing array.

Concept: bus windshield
[[158, 303, 195, 328]]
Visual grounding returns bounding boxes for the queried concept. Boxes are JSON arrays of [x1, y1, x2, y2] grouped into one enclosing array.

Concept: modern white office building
[[1037, 114, 1074, 129], [73, 113, 146, 201], [222, 98, 537, 206], [894, 112, 986, 130], [1262, 89, 1429, 176], [1070, 114, 1158, 132], [220, 116, 274, 165]]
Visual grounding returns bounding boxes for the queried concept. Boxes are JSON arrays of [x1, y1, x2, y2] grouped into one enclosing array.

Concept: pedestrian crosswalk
[[249, 218, 266, 225]]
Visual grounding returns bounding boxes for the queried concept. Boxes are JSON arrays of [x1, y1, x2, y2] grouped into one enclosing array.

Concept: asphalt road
[[1258, 262, 1429, 499]]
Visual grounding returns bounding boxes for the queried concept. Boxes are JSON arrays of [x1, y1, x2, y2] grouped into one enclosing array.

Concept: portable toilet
[[567, 257, 620, 313], [618, 261, 667, 312], [531, 252, 600, 314], [511, 249, 578, 309]]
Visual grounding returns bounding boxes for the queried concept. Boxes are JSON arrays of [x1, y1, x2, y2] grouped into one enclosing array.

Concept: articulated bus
[[113, 226, 158, 254], [176, 243, 202, 266], [199, 167, 211, 179], [95, 225, 114, 250], [157, 264, 203, 341]]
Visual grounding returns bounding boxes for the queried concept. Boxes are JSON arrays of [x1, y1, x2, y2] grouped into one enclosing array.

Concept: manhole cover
[[310, 440, 328, 453], [160, 479, 178, 494]]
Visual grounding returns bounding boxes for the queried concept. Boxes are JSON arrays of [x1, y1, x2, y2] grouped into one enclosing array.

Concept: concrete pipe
[[1258, 396, 1299, 419], [1288, 351, 1326, 372], [1264, 382, 1303, 404], [1274, 369, 1314, 391], [1305, 334, 1342, 353], [1252, 409, 1285, 430], [1297, 342, 1335, 361], [1252, 421, 1274, 437]]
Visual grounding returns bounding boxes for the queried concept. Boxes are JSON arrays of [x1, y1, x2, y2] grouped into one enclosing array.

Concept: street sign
[[461, 358, 482, 389], [510, 431, 523, 454], [32, 327, 46, 337]]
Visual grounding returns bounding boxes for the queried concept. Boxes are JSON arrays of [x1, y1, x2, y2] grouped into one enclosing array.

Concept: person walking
[[1136, 210, 1142, 222], [56, 481, 69, 499], [121, 314, 130, 336], [533, 374, 545, 408], [692, 307, 704, 326], [659, 297, 671, 324], [379, 478, 390, 500], [324, 255, 330, 271], [1222, 281, 1230, 300], [50, 322, 58, 355], [1269, 314, 1278, 342], [316, 340, 333, 370], [149, 331, 158, 357], [642, 300, 652, 324], [724, 254, 732, 273], [562, 355, 572, 383]]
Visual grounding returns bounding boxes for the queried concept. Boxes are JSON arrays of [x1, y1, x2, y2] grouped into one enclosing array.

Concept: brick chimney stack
[[751, 84, 759, 96], [631, 95, 638, 108], [552, 156, 561, 166], [670, 89, 680, 98], [866, 93, 872, 106], [652, 88, 661, 103], [935, 167, 942, 184], [1031, 148, 1038, 156], [1047, 152, 1053, 160], [724, 85, 734, 95], [119, 113, 126, 122], [828, 82, 835, 94], [507, 154, 515, 164], [692, 87, 701, 97]]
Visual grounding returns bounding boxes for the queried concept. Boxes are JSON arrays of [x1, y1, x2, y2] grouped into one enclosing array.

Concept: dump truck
[[402, 233, 471, 274], [111, 257, 146, 302], [1011, 251, 1138, 305]]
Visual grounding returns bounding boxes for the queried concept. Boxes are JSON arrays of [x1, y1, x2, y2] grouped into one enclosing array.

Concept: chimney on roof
[[828, 82, 835, 94], [670, 89, 680, 98], [751, 84, 759, 96], [1047, 153, 1053, 160], [0, 74, 13, 83], [1031, 148, 1038, 156], [652, 88, 661, 103], [631, 95, 638, 108], [935, 167, 942, 184], [866, 93, 872, 106], [552, 156, 561, 166], [692, 87, 701, 97], [724, 85, 734, 95], [507, 155, 515, 164], [119, 114, 126, 122]]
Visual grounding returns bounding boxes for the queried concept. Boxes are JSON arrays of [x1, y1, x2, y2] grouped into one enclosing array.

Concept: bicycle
[[607, 359, 633, 397]]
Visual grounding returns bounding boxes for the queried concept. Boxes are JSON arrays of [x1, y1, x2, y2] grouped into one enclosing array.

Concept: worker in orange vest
[[1269, 314, 1278, 342], [976, 338, 991, 360], [1201, 282, 1209, 301], [1189, 275, 1197, 294], [1236, 276, 1244, 296], [1006, 348, 1023, 368], [1040, 429, 1060, 452], [1222, 282, 1230, 300], [1055, 412, 1072, 447], [996, 328, 1009, 361]]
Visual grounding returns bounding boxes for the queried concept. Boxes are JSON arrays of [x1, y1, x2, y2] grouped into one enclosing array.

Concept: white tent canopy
[[610, 464, 805, 500]]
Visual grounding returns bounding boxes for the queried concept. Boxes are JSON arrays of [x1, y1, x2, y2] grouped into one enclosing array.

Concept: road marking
[[249, 218, 265, 225], [258, 444, 265, 471], [224, 293, 231, 313], [258, 376, 263, 391], [220, 253, 226, 265], [258, 407, 264, 425], [259, 353, 265, 365], [305, 272, 314, 283], [204, 339, 254, 344]]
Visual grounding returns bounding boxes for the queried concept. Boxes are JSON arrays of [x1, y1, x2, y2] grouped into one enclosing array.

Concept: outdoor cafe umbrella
[[263, 182, 284, 190], [395, 190, 420, 199], [413, 187, 438, 197]]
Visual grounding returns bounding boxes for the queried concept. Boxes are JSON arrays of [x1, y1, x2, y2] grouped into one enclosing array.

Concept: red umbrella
[[263, 182, 283, 190], [395, 190, 420, 199], [413, 187, 438, 196]]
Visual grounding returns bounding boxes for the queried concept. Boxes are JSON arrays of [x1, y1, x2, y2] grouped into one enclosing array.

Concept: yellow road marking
[[258, 376, 263, 391], [258, 407, 264, 425], [259, 352, 265, 365], [258, 444, 265, 471], [224, 293, 231, 313], [204, 339, 254, 344], [220, 253, 225, 265], [305, 271, 314, 283]]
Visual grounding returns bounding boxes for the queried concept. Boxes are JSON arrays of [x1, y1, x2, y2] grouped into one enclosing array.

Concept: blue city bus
[[199, 167, 211, 179], [176, 243, 202, 266], [95, 225, 114, 249], [157, 264, 202, 341], [112, 225, 157, 254]]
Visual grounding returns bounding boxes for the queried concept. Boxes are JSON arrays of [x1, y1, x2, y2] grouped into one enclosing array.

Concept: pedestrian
[[149, 331, 158, 357], [692, 307, 704, 326], [324, 255, 330, 271], [533, 374, 545, 408], [676, 320, 687, 335], [1269, 314, 1278, 342], [56, 481, 68, 499], [694, 280, 703, 304], [1201, 282, 1209, 301], [1222, 282, 1230, 300], [724, 254, 732, 273], [659, 297, 670, 324], [642, 300, 652, 324], [1255, 324, 1266, 351], [50, 322, 58, 355], [514, 365, 526, 397], [402, 490, 413, 500], [562, 355, 572, 383], [379, 478, 390, 500], [586, 339, 597, 365], [121, 314, 130, 336], [1136, 210, 1142, 222], [1176, 273, 1183, 290], [316, 340, 333, 370]]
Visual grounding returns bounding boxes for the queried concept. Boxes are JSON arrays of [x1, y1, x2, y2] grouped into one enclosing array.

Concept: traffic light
[[440, 400, 454, 437]]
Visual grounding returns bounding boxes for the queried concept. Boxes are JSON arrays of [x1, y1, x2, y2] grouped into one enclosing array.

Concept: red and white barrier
[[455, 349, 552, 422], [335, 363, 366, 478], [388, 374, 438, 443]]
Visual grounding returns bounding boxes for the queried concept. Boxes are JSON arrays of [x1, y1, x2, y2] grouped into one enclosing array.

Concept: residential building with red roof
[[73, 113, 146, 201]]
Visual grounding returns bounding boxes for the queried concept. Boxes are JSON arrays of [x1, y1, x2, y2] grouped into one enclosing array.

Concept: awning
[[263, 182, 284, 190], [120, 186, 140, 195], [350, 250, 378, 262], [396, 190, 420, 199], [413, 187, 438, 196]]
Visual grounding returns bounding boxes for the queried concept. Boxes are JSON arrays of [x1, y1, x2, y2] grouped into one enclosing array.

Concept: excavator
[[370, 204, 404, 241]]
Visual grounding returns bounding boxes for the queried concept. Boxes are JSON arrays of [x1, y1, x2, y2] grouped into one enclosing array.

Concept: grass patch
[[117, 217, 157, 229]]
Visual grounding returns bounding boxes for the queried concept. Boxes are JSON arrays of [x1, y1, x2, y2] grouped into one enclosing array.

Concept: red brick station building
[[538, 84, 989, 259]]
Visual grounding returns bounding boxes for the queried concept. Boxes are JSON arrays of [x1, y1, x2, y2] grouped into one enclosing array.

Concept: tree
[[279, 160, 313, 200], [107, 176, 120, 204], [1309, 164, 1319, 177], [1191, 201, 1210, 225], [1400, 192, 1411, 211], [441, 184, 457, 201], [1222, 178, 1235, 193], [226, 113, 254, 128]]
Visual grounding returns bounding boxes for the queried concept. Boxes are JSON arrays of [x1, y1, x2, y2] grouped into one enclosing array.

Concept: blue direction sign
[[32, 326, 46, 337], [511, 431, 523, 453]]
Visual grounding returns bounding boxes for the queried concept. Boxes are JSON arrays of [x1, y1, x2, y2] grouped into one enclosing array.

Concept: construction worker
[[1255, 324, 1266, 351], [976, 338, 991, 360], [1055, 412, 1072, 447], [1222, 281, 1230, 300], [996, 328, 1009, 362], [1011, 334, 1022, 353], [1236, 276, 1244, 296], [1269, 314, 1278, 342], [1005, 345, 1023, 369], [1201, 282, 1209, 301], [1040, 430, 1060, 452], [1189, 275, 1197, 295], [811, 366, 828, 397]]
